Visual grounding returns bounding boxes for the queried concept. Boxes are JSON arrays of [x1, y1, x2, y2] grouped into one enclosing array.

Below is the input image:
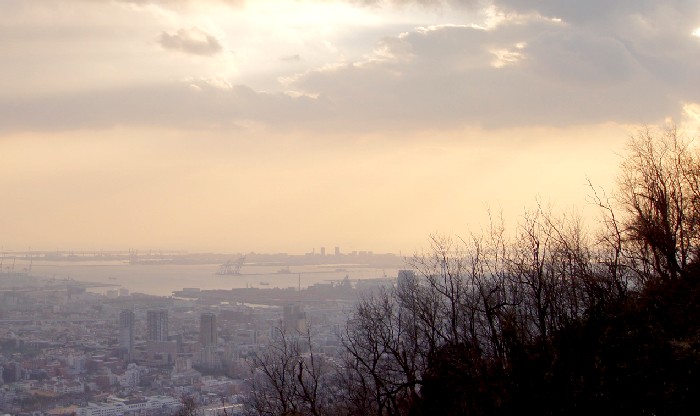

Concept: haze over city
[[2, 0, 700, 254]]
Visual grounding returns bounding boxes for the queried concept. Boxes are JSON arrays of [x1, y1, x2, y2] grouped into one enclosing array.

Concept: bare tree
[[246, 326, 336, 416], [177, 395, 199, 416], [502, 204, 606, 341], [616, 126, 700, 280], [588, 179, 632, 296], [247, 126, 700, 416], [340, 287, 423, 416]]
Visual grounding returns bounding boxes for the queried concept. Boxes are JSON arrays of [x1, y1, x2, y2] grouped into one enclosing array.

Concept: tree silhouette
[[247, 126, 700, 416]]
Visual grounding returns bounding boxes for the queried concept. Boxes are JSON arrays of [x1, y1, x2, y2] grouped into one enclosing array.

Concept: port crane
[[216, 256, 246, 275]]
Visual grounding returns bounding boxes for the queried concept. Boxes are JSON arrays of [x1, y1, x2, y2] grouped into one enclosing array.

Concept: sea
[[18, 260, 398, 297]]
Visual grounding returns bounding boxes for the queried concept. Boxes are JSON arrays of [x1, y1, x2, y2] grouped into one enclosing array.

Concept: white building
[[117, 364, 140, 388], [76, 395, 180, 416]]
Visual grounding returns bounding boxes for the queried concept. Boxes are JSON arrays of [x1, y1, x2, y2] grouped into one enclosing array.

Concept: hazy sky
[[1, 0, 699, 254]]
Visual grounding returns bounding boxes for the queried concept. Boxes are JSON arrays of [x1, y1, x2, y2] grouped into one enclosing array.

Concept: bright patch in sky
[[491, 42, 527, 68]]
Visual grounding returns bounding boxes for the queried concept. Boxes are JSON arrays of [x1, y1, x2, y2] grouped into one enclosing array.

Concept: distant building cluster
[[0, 269, 404, 415], [304, 246, 377, 257]]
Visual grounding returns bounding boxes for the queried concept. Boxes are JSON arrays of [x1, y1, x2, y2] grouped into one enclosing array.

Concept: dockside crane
[[216, 256, 246, 275]]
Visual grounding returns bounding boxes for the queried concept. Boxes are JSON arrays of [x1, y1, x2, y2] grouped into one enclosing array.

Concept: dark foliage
[[415, 128, 700, 416], [418, 248, 700, 416], [420, 342, 507, 416]]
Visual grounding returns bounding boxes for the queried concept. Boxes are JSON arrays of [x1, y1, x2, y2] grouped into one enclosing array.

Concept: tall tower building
[[146, 309, 168, 342], [283, 304, 306, 334], [199, 312, 218, 347], [199, 312, 220, 369], [397, 269, 417, 296], [119, 310, 135, 359]]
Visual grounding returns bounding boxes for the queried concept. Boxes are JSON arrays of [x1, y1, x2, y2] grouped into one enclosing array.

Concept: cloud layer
[[0, 1, 698, 133], [159, 27, 223, 55]]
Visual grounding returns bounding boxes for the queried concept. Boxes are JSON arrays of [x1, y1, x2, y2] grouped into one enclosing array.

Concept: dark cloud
[[288, 11, 700, 129], [493, 0, 700, 27], [281, 54, 302, 62], [526, 30, 639, 85], [0, 82, 332, 133], [158, 27, 222, 55]]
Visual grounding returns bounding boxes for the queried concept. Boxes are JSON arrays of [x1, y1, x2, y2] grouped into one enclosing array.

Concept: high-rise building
[[397, 269, 417, 294], [283, 303, 306, 333], [119, 310, 135, 359], [199, 312, 217, 347], [146, 309, 168, 342], [198, 312, 220, 369]]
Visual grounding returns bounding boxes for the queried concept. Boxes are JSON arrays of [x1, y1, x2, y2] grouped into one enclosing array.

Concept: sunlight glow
[[681, 102, 700, 132], [245, 0, 382, 29], [491, 43, 526, 68]]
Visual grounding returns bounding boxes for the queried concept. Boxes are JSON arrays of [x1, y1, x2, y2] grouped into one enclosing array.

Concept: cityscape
[[0, 251, 404, 416], [2, 0, 700, 415]]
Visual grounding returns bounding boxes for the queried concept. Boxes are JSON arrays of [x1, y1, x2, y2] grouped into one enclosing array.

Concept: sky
[[1, 0, 700, 255]]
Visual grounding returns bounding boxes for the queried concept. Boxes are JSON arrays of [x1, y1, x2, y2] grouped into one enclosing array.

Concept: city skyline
[[1, 1, 699, 254]]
